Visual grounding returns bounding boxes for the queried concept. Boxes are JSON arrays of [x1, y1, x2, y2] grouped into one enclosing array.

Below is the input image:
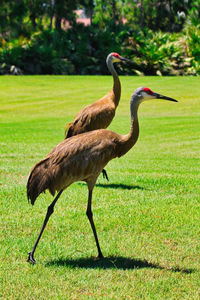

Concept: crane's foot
[[27, 252, 36, 264], [102, 169, 109, 181], [98, 252, 104, 259]]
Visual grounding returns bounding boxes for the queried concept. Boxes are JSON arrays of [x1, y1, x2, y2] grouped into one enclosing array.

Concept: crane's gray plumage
[[65, 52, 132, 181], [65, 53, 132, 138], [27, 87, 177, 264]]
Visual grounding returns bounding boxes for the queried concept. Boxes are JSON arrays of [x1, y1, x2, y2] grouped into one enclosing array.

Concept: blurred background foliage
[[0, 0, 199, 75]]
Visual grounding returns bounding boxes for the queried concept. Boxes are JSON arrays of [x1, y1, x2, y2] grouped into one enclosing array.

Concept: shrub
[[0, 23, 199, 75]]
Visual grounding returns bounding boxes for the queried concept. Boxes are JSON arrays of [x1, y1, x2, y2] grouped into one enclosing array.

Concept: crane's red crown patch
[[112, 53, 120, 58], [143, 87, 154, 94]]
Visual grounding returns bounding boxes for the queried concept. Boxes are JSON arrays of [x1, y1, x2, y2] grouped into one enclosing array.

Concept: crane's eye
[[143, 87, 154, 95]]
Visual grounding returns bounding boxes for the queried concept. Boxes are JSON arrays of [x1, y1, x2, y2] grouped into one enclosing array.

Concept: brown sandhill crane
[[27, 87, 177, 264], [65, 52, 132, 180]]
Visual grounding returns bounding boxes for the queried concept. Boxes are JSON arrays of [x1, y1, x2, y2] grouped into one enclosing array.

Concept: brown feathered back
[[27, 129, 129, 206], [65, 102, 115, 138], [65, 84, 119, 139]]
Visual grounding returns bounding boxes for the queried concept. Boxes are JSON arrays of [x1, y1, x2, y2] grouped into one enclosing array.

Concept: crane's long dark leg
[[86, 190, 104, 258], [27, 190, 63, 264], [102, 169, 109, 181]]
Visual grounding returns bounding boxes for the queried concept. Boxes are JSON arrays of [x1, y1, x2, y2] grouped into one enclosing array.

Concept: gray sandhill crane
[[65, 52, 132, 180], [27, 87, 177, 264]]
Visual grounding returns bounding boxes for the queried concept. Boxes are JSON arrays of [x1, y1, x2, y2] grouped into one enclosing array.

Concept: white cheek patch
[[141, 91, 154, 100]]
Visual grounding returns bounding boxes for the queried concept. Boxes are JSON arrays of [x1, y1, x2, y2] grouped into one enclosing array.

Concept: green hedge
[[0, 23, 199, 75]]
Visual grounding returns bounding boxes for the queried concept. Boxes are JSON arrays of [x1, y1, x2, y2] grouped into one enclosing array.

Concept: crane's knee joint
[[47, 204, 54, 215], [86, 210, 93, 218]]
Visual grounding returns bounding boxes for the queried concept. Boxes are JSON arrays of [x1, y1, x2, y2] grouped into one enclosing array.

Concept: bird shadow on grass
[[78, 182, 145, 190], [46, 256, 195, 274], [96, 183, 145, 190]]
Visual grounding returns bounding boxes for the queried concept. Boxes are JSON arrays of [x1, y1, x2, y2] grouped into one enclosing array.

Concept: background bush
[[1, 23, 199, 76], [0, 0, 199, 75]]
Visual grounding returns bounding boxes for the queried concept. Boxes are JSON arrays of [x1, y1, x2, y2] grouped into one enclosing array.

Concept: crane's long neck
[[117, 96, 140, 157], [107, 60, 121, 107], [129, 97, 140, 140]]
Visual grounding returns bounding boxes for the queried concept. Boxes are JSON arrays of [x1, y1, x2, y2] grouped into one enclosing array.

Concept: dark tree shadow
[[46, 256, 195, 274], [78, 182, 145, 190]]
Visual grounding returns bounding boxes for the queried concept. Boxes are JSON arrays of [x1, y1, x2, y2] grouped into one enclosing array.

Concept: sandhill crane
[[27, 87, 177, 264], [65, 52, 132, 180]]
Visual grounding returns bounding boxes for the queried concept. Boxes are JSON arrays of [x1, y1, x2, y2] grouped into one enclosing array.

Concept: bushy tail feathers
[[64, 122, 73, 139], [27, 158, 55, 205]]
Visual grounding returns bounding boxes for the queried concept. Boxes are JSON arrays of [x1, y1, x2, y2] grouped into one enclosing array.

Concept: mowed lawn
[[0, 75, 199, 299]]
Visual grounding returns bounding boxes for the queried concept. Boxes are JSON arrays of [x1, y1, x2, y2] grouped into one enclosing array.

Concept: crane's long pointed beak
[[155, 93, 178, 102], [119, 56, 134, 64]]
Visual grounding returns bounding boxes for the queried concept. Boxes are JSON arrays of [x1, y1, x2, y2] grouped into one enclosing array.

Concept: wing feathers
[[27, 158, 55, 205]]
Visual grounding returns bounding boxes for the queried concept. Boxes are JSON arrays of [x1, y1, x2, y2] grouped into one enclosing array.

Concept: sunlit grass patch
[[0, 76, 199, 299]]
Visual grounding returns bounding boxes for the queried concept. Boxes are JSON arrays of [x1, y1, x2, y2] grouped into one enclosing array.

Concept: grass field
[[0, 75, 199, 299]]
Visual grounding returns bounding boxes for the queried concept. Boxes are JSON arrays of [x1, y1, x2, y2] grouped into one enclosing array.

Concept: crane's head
[[133, 87, 178, 103], [107, 52, 133, 64]]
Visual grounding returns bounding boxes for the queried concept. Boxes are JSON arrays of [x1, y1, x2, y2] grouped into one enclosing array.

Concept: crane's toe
[[27, 252, 36, 264], [102, 169, 109, 181], [97, 252, 104, 259]]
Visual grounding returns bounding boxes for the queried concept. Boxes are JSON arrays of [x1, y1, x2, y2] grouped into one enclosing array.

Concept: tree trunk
[[50, 0, 55, 30], [111, 0, 117, 25], [89, 8, 93, 25], [168, 0, 172, 32], [139, 0, 144, 29], [55, 15, 62, 30], [30, 13, 36, 30]]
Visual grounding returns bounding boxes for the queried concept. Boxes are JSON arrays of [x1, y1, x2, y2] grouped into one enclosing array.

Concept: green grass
[[0, 75, 200, 299]]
